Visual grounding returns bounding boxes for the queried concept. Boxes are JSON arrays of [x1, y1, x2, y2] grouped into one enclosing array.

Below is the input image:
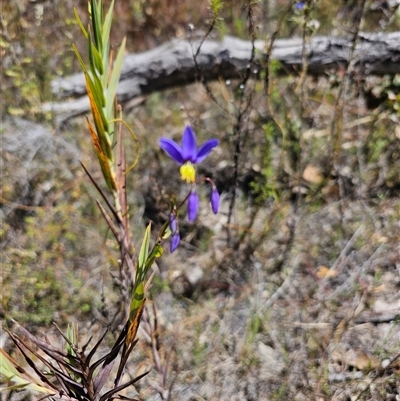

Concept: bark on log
[[46, 32, 400, 122]]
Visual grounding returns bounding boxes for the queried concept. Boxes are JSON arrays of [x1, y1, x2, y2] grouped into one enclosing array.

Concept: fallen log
[[46, 32, 400, 122]]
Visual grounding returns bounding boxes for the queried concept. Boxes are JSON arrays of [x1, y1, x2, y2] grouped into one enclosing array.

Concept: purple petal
[[160, 138, 184, 164], [181, 126, 197, 162], [210, 187, 219, 214], [170, 232, 180, 253], [195, 139, 219, 163], [187, 190, 199, 222], [169, 213, 177, 233]]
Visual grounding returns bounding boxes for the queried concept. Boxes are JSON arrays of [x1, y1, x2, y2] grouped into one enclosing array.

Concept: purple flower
[[187, 190, 199, 222], [210, 186, 219, 214], [169, 213, 177, 233], [295, 1, 305, 9], [170, 231, 180, 253], [159, 125, 219, 183]]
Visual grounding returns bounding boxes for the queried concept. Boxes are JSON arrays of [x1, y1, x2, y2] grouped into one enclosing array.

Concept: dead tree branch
[[46, 32, 400, 122]]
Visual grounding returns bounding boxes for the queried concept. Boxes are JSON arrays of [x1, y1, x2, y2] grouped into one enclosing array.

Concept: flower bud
[[169, 213, 177, 233], [170, 231, 180, 253], [210, 186, 219, 214], [187, 190, 199, 222]]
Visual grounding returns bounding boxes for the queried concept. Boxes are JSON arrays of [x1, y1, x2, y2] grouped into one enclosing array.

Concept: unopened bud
[[210, 186, 219, 214], [187, 190, 199, 222], [170, 231, 180, 253]]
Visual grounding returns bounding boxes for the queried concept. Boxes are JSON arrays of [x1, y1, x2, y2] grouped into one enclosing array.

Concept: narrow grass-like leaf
[[87, 72, 104, 113], [9, 331, 84, 396], [65, 324, 77, 358], [92, 325, 128, 397], [85, 72, 105, 124], [6, 333, 61, 393], [114, 337, 139, 389], [92, 347, 125, 397], [71, 43, 88, 74], [129, 282, 144, 319], [128, 284, 145, 345], [138, 223, 151, 272], [73, 7, 88, 38], [87, 28, 97, 76], [102, 0, 115, 83], [90, 0, 102, 53], [80, 162, 121, 225], [92, 68, 106, 108], [91, 342, 126, 397], [86, 117, 116, 191], [127, 295, 145, 346], [96, 199, 120, 241], [92, 42, 104, 75], [10, 329, 83, 381], [83, 328, 108, 370], [88, 27, 104, 76], [144, 244, 163, 274], [85, 74, 112, 159], [159, 218, 170, 240], [106, 37, 126, 118], [87, 33, 106, 108], [0, 349, 23, 380], [0, 349, 54, 395], [99, 369, 150, 401], [162, 225, 171, 239]]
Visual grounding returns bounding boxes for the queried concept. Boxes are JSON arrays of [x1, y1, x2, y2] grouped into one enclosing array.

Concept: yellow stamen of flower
[[180, 162, 196, 183]]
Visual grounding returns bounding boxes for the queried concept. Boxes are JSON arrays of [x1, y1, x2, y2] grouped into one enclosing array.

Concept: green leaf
[[138, 224, 151, 274], [106, 37, 126, 119], [100, 0, 114, 88], [87, 29, 105, 83], [90, 0, 103, 53], [66, 324, 77, 357], [92, 41, 104, 75], [86, 117, 116, 191], [86, 73, 109, 132], [0, 351, 20, 379], [102, 0, 114, 83], [92, 68, 106, 108], [143, 244, 163, 277], [72, 43, 88, 74], [162, 225, 171, 240], [102, 0, 114, 51], [127, 285, 145, 344], [98, 0, 103, 24], [73, 7, 88, 38], [0, 349, 54, 395], [87, 29, 97, 75], [129, 281, 144, 319], [85, 74, 112, 161]]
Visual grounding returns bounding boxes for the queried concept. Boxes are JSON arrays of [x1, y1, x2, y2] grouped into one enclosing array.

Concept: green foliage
[[209, 0, 224, 17], [0, 348, 54, 395], [270, 384, 289, 401], [208, 0, 225, 29], [2, 201, 101, 326], [251, 121, 281, 203], [192, 322, 209, 367], [0, 1, 80, 120], [73, 0, 130, 193]]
